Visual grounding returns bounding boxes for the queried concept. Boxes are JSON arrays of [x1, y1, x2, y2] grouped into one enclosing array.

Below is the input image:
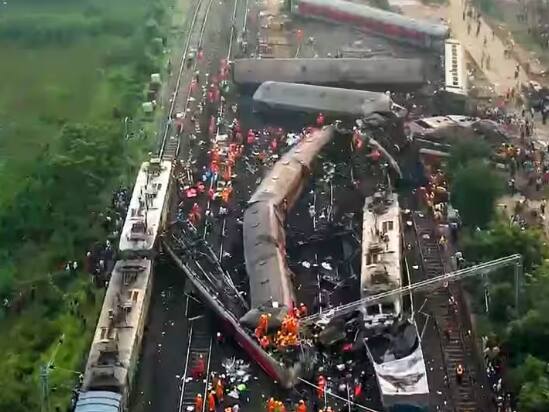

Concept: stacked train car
[[75, 159, 173, 412], [243, 126, 336, 316], [232, 58, 427, 89], [252, 81, 407, 118], [292, 0, 449, 49]]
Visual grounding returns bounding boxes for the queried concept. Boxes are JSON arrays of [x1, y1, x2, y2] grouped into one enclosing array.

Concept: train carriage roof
[[243, 200, 295, 309], [74, 391, 122, 412], [297, 0, 448, 37], [232, 58, 426, 86], [253, 81, 394, 117]]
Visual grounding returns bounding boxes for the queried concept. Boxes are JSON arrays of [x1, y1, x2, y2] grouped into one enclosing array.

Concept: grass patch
[[0, 0, 179, 409]]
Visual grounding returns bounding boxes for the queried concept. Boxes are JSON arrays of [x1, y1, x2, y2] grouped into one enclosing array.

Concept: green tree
[[519, 376, 549, 412], [461, 220, 545, 271], [450, 161, 503, 228], [488, 282, 515, 323], [507, 309, 549, 361], [447, 140, 490, 179]]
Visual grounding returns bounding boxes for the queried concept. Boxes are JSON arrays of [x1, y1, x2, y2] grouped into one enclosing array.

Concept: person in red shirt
[[215, 380, 224, 402], [247, 129, 256, 145], [195, 394, 203, 412], [266, 397, 276, 412], [316, 113, 325, 127], [193, 354, 205, 379], [208, 391, 216, 412], [317, 375, 326, 399], [296, 399, 307, 412]]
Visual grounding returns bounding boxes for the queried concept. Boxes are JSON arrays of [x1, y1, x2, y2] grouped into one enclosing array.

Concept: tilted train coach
[[292, 0, 449, 49]]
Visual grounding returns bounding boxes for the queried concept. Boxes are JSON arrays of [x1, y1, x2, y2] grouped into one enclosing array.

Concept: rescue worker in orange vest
[[296, 399, 307, 412], [299, 302, 308, 317], [317, 375, 326, 399], [195, 394, 203, 412], [292, 306, 301, 318], [259, 335, 270, 350], [208, 391, 216, 412], [316, 113, 325, 127], [216, 379, 224, 402], [255, 313, 270, 338], [266, 397, 276, 412], [286, 333, 298, 346], [286, 316, 298, 335], [456, 364, 464, 385]]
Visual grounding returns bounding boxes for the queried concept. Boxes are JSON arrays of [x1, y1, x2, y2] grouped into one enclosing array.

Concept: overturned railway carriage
[[75, 260, 153, 412], [243, 126, 336, 314], [292, 0, 448, 49], [253, 81, 404, 118], [232, 58, 426, 88], [162, 223, 305, 389]]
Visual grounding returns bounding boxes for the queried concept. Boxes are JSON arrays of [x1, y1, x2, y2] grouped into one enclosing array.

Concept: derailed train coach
[[253, 81, 408, 119], [232, 58, 427, 89], [291, 0, 449, 50], [243, 126, 337, 318]]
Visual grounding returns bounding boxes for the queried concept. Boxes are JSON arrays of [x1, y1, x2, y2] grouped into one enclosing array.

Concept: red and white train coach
[[292, 0, 449, 50]]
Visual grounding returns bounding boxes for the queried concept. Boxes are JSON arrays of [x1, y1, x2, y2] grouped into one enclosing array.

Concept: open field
[[0, 0, 157, 208], [0, 0, 182, 409]]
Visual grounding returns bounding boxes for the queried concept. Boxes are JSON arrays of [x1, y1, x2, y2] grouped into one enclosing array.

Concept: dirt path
[[448, 0, 528, 94]]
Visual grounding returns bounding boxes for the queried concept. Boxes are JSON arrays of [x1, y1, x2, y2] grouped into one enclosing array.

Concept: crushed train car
[[253, 81, 407, 118], [292, 0, 449, 50], [232, 58, 427, 89], [243, 126, 336, 317]]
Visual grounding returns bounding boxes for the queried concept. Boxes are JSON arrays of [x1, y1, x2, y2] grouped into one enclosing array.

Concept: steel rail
[[159, 0, 215, 158]]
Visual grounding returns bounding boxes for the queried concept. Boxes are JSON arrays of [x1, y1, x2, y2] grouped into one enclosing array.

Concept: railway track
[[160, 0, 216, 160], [178, 298, 213, 412], [412, 212, 479, 412]]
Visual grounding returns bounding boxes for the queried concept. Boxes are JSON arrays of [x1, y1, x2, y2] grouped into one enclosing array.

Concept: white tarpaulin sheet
[[371, 344, 429, 407]]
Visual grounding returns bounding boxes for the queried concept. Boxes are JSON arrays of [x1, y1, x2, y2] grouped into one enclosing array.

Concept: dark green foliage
[[0, 123, 125, 253], [451, 160, 503, 228], [447, 140, 491, 179], [461, 221, 545, 271], [488, 282, 515, 322]]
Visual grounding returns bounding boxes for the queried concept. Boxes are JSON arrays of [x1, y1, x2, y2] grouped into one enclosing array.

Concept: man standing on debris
[[296, 399, 307, 412]]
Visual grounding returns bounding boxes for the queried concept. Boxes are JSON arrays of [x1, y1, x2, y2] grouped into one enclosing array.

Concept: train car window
[[382, 220, 394, 233], [381, 303, 394, 314], [100, 327, 108, 340], [367, 252, 380, 265]]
